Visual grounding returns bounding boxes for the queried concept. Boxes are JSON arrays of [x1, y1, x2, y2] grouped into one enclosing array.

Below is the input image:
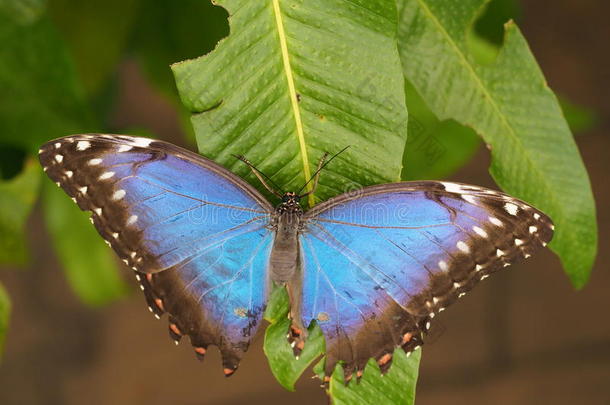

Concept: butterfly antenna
[[298, 146, 350, 196], [232, 154, 285, 197]]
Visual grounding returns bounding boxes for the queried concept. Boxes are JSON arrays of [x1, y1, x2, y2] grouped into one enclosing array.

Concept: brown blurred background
[[1, 1, 609, 404]]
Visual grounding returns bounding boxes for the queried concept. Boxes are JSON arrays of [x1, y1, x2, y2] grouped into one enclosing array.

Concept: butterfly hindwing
[[300, 181, 553, 378], [39, 134, 274, 374]]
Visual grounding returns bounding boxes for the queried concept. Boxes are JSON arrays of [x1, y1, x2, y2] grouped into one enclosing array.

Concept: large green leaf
[[173, 0, 418, 400], [0, 282, 10, 360], [0, 159, 41, 265], [397, 0, 597, 288], [172, 0, 409, 208], [42, 181, 128, 306]]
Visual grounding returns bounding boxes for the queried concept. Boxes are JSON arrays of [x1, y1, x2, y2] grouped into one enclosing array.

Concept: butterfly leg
[[286, 266, 308, 358]]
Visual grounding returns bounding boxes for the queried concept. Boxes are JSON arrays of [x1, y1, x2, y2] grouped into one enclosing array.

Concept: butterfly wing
[[300, 181, 553, 379], [39, 134, 274, 374]]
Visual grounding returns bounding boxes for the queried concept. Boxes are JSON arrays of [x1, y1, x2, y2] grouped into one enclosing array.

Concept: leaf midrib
[[271, 0, 314, 205]]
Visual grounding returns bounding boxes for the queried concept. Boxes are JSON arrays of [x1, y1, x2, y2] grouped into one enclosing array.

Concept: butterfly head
[[277, 192, 303, 214]]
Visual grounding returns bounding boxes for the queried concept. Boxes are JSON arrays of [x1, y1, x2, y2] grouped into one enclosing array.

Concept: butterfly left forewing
[[39, 134, 274, 375], [299, 181, 553, 380]]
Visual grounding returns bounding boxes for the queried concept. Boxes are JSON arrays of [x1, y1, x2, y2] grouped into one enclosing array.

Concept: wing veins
[[309, 222, 414, 300]]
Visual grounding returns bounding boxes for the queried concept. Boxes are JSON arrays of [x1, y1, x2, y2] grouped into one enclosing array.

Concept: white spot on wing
[[88, 158, 102, 166], [93, 207, 102, 216], [76, 141, 91, 151], [496, 249, 505, 257], [54, 142, 61, 149], [441, 182, 464, 193], [78, 186, 88, 194], [462, 195, 477, 204], [65, 170, 73, 178], [475, 264, 483, 272], [99, 171, 115, 180], [529, 225, 538, 234], [112, 189, 126, 200], [515, 238, 524, 246], [438, 260, 448, 272], [456, 241, 470, 253], [129, 138, 152, 147], [112, 232, 119, 239], [473, 226, 488, 238], [127, 215, 138, 225], [504, 202, 519, 216], [533, 213, 541, 220], [118, 145, 133, 152], [489, 217, 503, 227], [54, 154, 63, 163]]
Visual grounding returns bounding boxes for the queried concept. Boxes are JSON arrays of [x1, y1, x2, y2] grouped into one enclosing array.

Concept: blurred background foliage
[[0, 0, 599, 391]]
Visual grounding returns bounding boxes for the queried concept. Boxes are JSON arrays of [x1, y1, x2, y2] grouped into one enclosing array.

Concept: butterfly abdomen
[[269, 211, 301, 283]]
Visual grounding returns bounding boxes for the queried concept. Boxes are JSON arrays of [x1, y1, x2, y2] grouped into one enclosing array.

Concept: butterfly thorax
[[269, 192, 303, 284]]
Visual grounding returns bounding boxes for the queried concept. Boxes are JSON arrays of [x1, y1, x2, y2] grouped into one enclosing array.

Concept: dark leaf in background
[[0, 159, 41, 266], [42, 181, 128, 306], [0, 283, 9, 361], [132, 0, 229, 99], [0, 11, 91, 153], [47, 0, 141, 97], [397, 0, 597, 288], [402, 80, 480, 180], [0, 0, 46, 25]]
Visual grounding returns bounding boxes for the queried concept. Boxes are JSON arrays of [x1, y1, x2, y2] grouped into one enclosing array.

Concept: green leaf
[[48, 0, 141, 96], [0, 282, 10, 360], [0, 158, 41, 265], [0, 0, 46, 25], [0, 11, 91, 153], [172, 0, 409, 208], [397, 0, 597, 288], [402, 80, 480, 180], [42, 181, 128, 306], [263, 287, 325, 391], [173, 0, 417, 400], [313, 348, 421, 405]]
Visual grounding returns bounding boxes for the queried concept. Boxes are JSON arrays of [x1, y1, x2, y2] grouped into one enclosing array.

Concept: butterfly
[[39, 134, 553, 381]]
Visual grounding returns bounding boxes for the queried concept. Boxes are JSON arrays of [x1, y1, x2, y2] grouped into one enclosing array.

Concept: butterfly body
[[269, 192, 303, 284], [39, 134, 554, 380]]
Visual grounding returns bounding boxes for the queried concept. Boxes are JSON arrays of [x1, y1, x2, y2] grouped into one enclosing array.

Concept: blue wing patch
[[39, 134, 274, 374], [300, 182, 553, 379]]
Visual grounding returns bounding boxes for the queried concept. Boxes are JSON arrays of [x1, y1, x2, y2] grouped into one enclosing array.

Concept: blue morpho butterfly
[[39, 134, 553, 381]]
